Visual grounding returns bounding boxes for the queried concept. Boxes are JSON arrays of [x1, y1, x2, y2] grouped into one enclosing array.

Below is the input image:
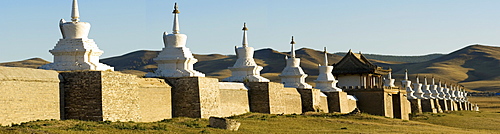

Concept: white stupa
[[422, 76, 435, 99], [383, 70, 396, 87], [437, 80, 446, 100], [462, 90, 468, 102], [430, 76, 442, 99], [413, 75, 426, 99], [146, 3, 205, 78], [402, 69, 417, 99], [459, 88, 465, 102], [314, 47, 342, 92], [451, 86, 459, 101], [279, 36, 312, 89], [40, 0, 113, 71], [443, 83, 452, 100], [449, 85, 457, 101], [223, 23, 269, 82]]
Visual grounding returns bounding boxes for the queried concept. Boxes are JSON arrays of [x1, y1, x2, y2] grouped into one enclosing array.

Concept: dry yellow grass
[[1, 97, 499, 133], [468, 96, 500, 112], [2, 111, 500, 133]]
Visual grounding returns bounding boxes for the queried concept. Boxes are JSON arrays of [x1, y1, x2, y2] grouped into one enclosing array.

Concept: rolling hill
[[334, 52, 444, 63], [3, 44, 500, 92], [0, 58, 50, 69]]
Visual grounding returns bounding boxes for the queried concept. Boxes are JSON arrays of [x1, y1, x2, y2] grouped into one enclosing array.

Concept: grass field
[[1, 97, 499, 134], [469, 96, 500, 112]]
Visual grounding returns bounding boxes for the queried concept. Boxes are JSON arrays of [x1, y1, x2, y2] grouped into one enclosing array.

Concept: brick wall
[[61, 71, 172, 122], [0, 67, 61, 125], [297, 88, 328, 113], [136, 78, 172, 122], [246, 82, 301, 114], [166, 77, 220, 118], [346, 89, 393, 118], [218, 82, 250, 117], [60, 71, 103, 121]]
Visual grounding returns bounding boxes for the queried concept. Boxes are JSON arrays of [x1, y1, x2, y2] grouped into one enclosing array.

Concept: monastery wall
[[246, 82, 302, 114], [165, 77, 221, 119], [346, 89, 394, 118], [297, 89, 329, 113], [136, 78, 172, 122], [218, 82, 250, 117], [0, 66, 61, 125], [60, 71, 171, 122], [323, 92, 352, 113]]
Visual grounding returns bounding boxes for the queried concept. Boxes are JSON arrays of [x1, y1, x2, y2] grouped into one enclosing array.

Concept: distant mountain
[[386, 45, 500, 92], [334, 53, 444, 63], [0, 58, 50, 69], [4, 44, 500, 92]]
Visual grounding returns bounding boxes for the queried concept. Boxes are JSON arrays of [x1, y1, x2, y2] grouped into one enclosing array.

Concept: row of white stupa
[[38, 1, 468, 100], [38, 1, 344, 92], [398, 71, 469, 102]]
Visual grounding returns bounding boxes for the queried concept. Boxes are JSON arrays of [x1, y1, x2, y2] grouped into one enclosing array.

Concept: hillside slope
[[3, 44, 500, 92], [0, 58, 50, 69], [387, 45, 500, 92], [334, 52, 444, 63]]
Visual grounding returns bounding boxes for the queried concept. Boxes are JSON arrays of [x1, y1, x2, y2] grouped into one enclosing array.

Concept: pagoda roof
[[332, 50, 390, 75]]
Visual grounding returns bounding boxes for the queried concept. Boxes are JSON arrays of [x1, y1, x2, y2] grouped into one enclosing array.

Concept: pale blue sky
[[1, 0, 499, 62]]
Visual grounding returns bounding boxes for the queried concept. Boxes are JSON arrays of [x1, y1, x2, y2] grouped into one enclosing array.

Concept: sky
[[1, 0, 500, 62]]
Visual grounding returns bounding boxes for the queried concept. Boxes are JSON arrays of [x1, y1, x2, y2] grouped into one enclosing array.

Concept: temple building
[[146, 3, 204, 78], [40, 0, 113, 71], [279, 37, 312, 89], [332, 50, 390, 88], [223, 23, 270, 82], [332, 50, 409, 119]]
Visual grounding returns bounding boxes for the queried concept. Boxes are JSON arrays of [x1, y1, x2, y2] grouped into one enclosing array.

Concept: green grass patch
[[1, 111, 499, 133]]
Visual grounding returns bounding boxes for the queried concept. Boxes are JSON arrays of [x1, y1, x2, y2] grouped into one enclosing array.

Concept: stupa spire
[[290, 36, 296, 58], [432, 76, 435, 85], [242, 23, 248, 47], [416, 75, 420, 83], [223, 22, 269, 82], [388, 70, 392, 79], [404, 69, 408, 80], [172, 3, 180, 34], [424, 75, 428, 85], [40, 0, 114, 71], [438, 79, 442, 87], [71, 0, 80, 22], [323, 47, 328, 66]]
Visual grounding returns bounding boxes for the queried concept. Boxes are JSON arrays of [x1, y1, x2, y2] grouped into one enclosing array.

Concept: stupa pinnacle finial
[[173, 2, 180, 14], [290, 36, 296, 58], [71, 0, 80, 22], [424, 75, 428, 85], [416, 74, 420, 83], [172, 2, 180, 34], [242, 22, 248, 30], [388, 70, 392, 79], [432, 75, 435, 85], [242, 22, 248, 47], [323, 47, 328, 66], [404, 69, 408, 80]]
